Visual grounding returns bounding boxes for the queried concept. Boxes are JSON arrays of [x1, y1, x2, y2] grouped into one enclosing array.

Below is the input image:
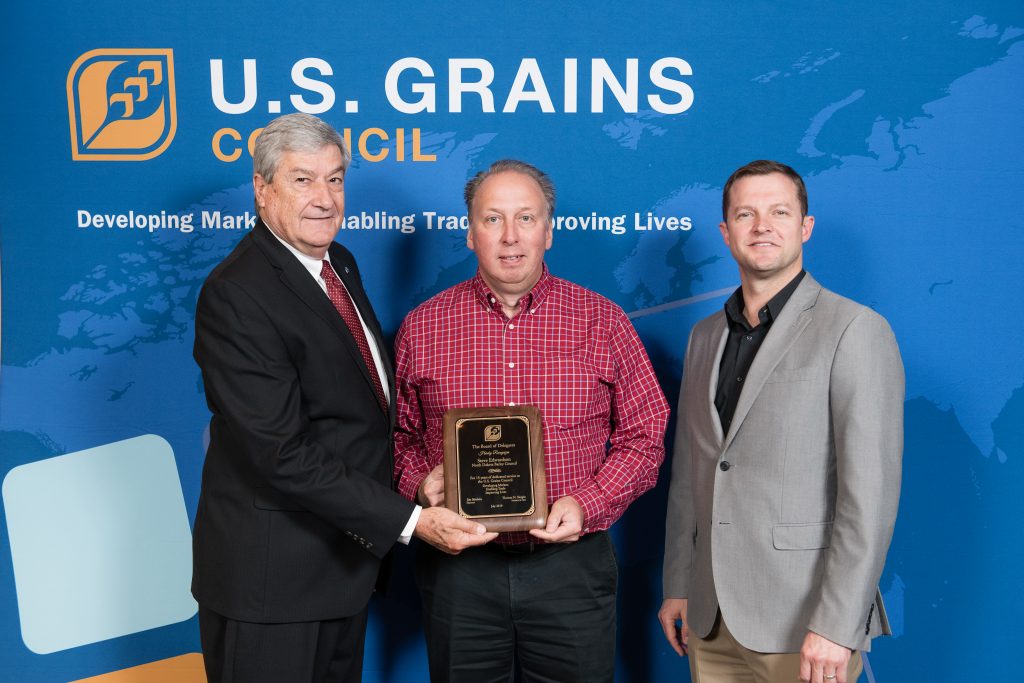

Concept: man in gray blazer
[[658, 160, 903, 683]]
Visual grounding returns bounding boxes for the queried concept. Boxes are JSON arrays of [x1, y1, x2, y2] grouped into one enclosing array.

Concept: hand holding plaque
[[442, 406, 547, 532]]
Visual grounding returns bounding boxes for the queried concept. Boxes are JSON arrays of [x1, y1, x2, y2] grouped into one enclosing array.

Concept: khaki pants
[[688, 612, 863, 683]]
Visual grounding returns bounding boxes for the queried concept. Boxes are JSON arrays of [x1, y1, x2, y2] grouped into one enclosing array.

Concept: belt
[[474, 531, 605, 555], [483, 541, 542, 554]]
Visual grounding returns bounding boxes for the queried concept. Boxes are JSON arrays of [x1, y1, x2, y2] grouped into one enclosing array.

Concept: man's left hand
[[799, 631, 852, 683], [529, 496, 584, 542], [417, 464, 445, 507]]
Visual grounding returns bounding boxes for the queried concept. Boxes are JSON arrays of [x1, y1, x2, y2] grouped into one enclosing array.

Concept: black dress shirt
[[714, 271, 806, 435]]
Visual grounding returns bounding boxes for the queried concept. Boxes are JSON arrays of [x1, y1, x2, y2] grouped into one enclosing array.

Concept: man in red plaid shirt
[[394, 159, 669, 682]]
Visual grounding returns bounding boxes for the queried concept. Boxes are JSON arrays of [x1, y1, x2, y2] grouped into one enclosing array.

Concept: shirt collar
[[724, 270, 806, 330], [266, 226, 334, 281], [472, 263, 554, 315]]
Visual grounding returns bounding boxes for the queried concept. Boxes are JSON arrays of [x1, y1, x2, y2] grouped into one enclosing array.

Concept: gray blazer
[[663, 273, 903, 652]]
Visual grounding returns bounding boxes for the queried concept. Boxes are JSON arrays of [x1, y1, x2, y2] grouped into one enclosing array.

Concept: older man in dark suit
[[192, 113, 495, 683]]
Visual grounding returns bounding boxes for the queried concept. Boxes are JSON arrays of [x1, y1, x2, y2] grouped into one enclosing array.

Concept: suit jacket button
[[719, 460, 731, 471]]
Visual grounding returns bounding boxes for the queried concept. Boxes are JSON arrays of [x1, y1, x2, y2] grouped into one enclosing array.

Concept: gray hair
[[253, 113, 351, 183], [464, 159, 556, 218]]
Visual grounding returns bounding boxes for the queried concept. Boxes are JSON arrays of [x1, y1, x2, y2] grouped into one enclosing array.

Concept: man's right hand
[[413, 506, 497, 554], [657, 598, 690, 657], [417, 464, 445, 507]]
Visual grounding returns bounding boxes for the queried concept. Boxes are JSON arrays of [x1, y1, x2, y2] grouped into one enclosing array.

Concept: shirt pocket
[[538, 353, 607, 428]]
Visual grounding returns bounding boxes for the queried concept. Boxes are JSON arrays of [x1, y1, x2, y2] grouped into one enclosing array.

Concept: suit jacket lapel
[[252, 223, 385, 412], [706, 320, 729, 445], [331, 244, 396, 421], [721, 275, 822, 451]]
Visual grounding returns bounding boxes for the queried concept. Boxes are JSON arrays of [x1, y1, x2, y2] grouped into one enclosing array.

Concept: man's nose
[[501, 221, 518, 244], [310, 179, 333, 207]]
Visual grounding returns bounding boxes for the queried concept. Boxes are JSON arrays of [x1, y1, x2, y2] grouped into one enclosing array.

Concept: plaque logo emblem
[[67, 48, 177, 161], [484, 425, 502, 442]]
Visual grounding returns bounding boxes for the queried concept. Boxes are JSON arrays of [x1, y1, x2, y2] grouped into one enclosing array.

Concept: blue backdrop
[[2, 1, 1022, 680]]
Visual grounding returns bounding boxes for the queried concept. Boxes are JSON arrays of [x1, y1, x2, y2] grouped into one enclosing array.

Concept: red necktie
[[320, 260, 387, 412]]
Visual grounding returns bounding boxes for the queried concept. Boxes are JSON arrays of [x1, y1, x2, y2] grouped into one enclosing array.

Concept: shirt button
[[508, 362, 515, 368], [737, 376, 744, 382], [745, 335, 752, 341], [490, 296, 495, 303], [508, 402, 516, 407], [508, 323, 515, 330], [720, 461, 731, 471]]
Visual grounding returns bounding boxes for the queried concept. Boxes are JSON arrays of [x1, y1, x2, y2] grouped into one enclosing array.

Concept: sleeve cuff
[[569, 483, 609, 532], [397, 505, 422, 545], [396, 470, 426, 502]]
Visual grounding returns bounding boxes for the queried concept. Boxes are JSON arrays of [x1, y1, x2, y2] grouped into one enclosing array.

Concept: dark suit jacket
[[192, 220, 414, 623]]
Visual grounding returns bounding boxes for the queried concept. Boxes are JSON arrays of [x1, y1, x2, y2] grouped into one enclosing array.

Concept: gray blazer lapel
[[722, 275, 822, 450], [707, 323, 729, 445], [688, 311, 729, 446]]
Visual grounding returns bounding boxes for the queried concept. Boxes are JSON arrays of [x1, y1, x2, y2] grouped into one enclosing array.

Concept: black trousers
[[198, 605, 368, 683], [415, 531, 618, 683]]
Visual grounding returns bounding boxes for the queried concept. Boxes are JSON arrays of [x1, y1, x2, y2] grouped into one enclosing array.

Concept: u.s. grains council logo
[[67, 49, 177, 161]]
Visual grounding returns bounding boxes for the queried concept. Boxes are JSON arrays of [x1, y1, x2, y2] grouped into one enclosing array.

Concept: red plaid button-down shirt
[[394, 267, 669, 544]]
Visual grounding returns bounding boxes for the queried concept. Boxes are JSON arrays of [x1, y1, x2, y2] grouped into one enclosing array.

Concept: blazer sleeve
[[663, 326, 698, 599], [195, 276, 414, 557], [808, 309, 904, 648]]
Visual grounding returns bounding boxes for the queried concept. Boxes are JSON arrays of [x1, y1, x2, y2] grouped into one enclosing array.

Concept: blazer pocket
[[772, 521, 832, 550], [764, 365, 822, 384], [253, 487, 305, 511]]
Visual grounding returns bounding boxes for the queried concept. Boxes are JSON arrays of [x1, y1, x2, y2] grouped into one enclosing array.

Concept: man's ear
[[254, 174, 268, 209], [718, 220, 731, 247], [801, 215, 815, 243]]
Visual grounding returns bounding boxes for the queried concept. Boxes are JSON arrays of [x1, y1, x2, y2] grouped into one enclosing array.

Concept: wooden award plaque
[[442, 406, 547, 533]]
